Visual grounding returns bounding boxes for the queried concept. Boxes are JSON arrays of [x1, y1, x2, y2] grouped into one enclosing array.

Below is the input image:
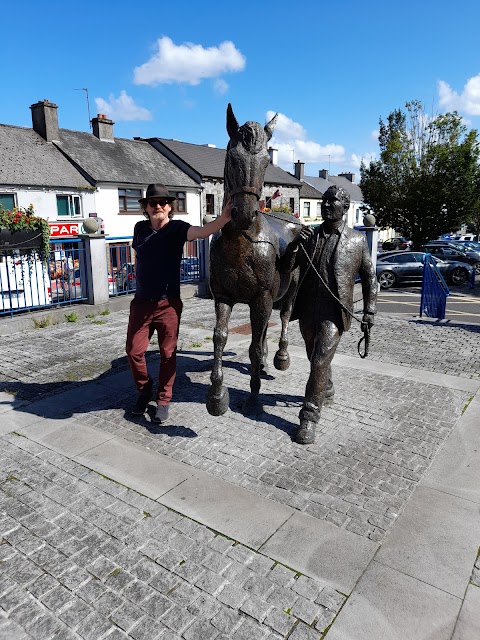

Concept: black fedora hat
[[139, 183, 176, 205]]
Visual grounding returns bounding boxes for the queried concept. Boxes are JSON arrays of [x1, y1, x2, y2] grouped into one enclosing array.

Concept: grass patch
[[143, 511, 152, 518], [462, 396, 474, 415], [64, 312, 79, 323], [85, 313, 96, 319], [93, 320, 106, 325], [190, 341, 202, 348], [99, 309, 110, 316]]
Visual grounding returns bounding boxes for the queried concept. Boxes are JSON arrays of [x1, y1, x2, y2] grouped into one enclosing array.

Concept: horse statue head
[[224, 103, 278, 231]]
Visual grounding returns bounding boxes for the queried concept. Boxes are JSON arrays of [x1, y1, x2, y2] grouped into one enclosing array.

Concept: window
[[206, 194, 215, 216], [316, 201, 322, 216], [119, 188, 142, 212], [303, 202, 311, 217], [57, 195, 82, 217], [289, 198, 295, 213], [266, 197, 272, 210], [175, 192, 186, 213], [0, 193, 15, 209]]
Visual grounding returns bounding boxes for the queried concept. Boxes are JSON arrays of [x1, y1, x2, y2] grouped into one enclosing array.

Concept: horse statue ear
[[226, 103, 239, 139], [264, 113, 278, 141]]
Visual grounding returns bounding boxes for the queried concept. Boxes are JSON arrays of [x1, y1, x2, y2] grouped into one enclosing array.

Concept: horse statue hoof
[[273, 351, 290, 371], [242, 395, 264, 416], [206, 386, 229, 416]]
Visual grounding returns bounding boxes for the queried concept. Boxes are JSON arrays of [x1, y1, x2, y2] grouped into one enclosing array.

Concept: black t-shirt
[[132, 219, 191, 299]]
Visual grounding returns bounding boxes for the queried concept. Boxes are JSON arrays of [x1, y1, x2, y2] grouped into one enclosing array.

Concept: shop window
[[57, 195, 82, 217]]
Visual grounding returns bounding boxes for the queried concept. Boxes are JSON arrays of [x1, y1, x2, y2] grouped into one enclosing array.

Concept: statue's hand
[[291, 225, 313, 253], [361, 312, 375, 330]]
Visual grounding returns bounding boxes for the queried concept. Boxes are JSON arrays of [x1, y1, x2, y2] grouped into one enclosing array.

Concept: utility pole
[[75, 88, 92, 130]]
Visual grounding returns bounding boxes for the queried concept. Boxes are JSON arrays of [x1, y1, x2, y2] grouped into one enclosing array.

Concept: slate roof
[[0, 124, 91, 188], [55, 130, 198, 188], [154, 138, 301, 187], [304, 174, 363, 202], [299, 181, 324, 199]]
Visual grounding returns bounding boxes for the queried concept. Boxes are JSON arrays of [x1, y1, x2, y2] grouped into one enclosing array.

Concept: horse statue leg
[[242, 294, 272, 416], [206, 300, 232, 416], [273, 269, 299, 371]]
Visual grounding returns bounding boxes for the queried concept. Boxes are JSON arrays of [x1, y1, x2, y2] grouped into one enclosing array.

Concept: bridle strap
[[229, 187, 261, 199]]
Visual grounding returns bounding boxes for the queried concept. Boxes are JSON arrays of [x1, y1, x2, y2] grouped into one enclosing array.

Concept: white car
[[0, 253, 51, 311]]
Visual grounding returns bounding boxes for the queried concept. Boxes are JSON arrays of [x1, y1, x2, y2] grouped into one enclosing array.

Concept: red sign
[[49, 222, 80, 237]]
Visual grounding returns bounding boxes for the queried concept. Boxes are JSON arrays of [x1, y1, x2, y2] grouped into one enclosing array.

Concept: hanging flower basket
[[0, 204, 51, 260]]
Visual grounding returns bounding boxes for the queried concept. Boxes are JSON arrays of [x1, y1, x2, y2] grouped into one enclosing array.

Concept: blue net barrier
[[420, 253, 449, 320]]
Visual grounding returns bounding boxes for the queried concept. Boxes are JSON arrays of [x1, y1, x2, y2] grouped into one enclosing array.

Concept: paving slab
[[452, 584, 480, 640], [0, 407, 44, 435], [375, 485, 480, 597], [0, 391, 29, 414], [259, 511, 378, 594], [17, 383, 112, 418], [332, 352, 410, 378], [326, 561, 460, 640], [15, 418, 114, 457], [158, 472, 294, 550], [74, 436, 194, 499], [422, 396, 480, 503], [401, 368, 480, 393]]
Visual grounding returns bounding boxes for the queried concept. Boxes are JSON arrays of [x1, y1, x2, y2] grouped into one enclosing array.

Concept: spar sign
[[49, 222, 80, 237]]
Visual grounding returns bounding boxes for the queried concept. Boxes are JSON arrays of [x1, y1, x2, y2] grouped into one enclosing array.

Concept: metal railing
[[420, 253, 449, 320], [0, 240, 86, 318], [107, 238, 207, 297]]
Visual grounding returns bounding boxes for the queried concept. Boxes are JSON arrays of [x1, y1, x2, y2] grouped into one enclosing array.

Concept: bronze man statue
[[288, 185, 377, 445]]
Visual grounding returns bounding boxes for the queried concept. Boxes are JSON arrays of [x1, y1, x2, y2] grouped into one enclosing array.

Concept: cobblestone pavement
[[1, 435, 343, 639], [0, 298, 479, 638]]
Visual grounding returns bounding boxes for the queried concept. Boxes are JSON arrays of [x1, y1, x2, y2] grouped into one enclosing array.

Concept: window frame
[[118, 188, 142, 213], [303, 201, 311, 217], [56, 194, 82, 218], [205, 194, 215, 216], [0, 193, 16, 210], [174, 191, 186, 213]]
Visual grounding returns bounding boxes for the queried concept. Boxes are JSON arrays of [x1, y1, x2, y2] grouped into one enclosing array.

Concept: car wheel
[[474, 262, 480, 276], [450, 267, 468, 285], [378, 271, 396, 289]]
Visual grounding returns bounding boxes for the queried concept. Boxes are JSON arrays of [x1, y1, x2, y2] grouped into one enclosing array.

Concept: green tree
[[360, 101, 480, 248]]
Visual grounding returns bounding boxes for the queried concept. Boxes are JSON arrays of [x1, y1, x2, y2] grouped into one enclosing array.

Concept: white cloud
[[265, 110, 345, 167], [94, 91, 152, 121], [351, 153, 377, 169], [134, 36, 245, 86], [438, 75, 480, 115], [213, 78, 229, 95], [371, 129, 379, 140]]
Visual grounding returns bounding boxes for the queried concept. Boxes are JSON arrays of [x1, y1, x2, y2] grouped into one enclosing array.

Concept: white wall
[[10, 188, 96, 223]]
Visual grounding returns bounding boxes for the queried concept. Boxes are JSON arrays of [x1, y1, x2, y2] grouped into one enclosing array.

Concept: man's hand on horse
[[221, 197, 233, 223]]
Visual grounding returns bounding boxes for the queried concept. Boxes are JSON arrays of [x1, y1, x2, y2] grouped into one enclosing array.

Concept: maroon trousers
[[126, 297, 183, 405]]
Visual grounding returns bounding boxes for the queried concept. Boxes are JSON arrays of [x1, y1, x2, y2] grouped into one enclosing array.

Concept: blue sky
[[4, 0, 480, 178]]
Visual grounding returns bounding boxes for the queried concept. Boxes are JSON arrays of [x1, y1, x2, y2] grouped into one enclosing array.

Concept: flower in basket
[[0, 204, 51, 259]]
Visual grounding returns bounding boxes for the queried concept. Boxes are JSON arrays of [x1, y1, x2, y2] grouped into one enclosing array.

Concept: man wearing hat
[[126, 183, 232, 423]]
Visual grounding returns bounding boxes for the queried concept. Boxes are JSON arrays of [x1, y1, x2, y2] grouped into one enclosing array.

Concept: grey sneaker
[[153, 404, 169, 423]]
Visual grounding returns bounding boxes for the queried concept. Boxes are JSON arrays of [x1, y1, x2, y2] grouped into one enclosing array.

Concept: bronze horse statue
[[206, 104, 302, 417]]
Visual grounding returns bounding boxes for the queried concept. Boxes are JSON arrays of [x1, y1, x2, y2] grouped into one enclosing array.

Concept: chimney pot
[[92, 114, 115, 141], [294, 160, 304, 181], [268, 147, 278, 165], [319, 169, 329, 179]]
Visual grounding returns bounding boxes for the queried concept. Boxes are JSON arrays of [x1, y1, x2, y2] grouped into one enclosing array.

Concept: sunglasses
[[147, 198, 171, 207]]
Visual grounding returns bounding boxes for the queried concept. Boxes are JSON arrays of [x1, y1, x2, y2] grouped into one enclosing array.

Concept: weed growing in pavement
[[204, 336, 212, 341], [32, 315, 55, 328], [100, 309, 110, 316], [93, 320, 106, 325], [86, 313, 95, 319], [190, 341, 202, 348], [65, 312, 79, 323], [462, 396, 473, 414]]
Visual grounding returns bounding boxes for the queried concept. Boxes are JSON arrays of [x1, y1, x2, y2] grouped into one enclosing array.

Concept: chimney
[[319, 169, 329, 179], [92, 114, 115, 141], [30, 99, 59, 142], [268, 147, 278, 165], [339, 172, 355, 183], [294, 161, 304, 181]]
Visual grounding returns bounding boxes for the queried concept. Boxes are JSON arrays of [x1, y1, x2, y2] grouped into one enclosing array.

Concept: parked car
[[180, 257, 200, 280], [381, 237, 411, 251], [376, 251, 473, 289], [115, 262, 136, 292], [421, 242, 480, 275]]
